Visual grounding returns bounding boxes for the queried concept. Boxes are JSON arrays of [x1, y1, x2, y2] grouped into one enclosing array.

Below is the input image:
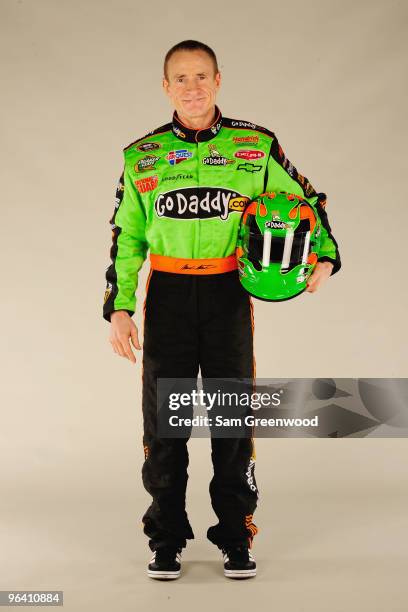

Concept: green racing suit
[[102, 105, 341, 552]]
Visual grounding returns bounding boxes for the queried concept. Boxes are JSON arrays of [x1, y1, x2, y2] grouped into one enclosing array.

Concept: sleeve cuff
[[103, 309, 134, 323], [317, 256, 341, 276]]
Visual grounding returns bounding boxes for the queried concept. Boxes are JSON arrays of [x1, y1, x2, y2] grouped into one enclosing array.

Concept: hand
[[306, 261, 334, 293], [109, 311, 141, 364]]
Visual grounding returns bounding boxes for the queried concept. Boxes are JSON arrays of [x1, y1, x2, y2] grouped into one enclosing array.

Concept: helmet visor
[[246, 215, 312, 271]]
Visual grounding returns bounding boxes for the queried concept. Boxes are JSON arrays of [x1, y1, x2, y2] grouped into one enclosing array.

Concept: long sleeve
[[103, 159, 149, 322], [264, 133, 341, 275]]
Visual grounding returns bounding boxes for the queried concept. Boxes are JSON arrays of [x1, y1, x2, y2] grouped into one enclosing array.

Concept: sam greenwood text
[[168, 415, 319, 428]]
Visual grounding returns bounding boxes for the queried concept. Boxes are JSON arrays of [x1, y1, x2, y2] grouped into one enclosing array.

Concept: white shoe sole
[[224, 568, 257, 579], [147, 569, 181, 580]]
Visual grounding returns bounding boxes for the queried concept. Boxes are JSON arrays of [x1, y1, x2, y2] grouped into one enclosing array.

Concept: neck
[[176, 106, 216, 130]]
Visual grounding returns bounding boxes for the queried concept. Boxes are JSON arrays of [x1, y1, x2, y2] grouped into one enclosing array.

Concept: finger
[[306, 275, 315, 291], [115, 338, 128, 358], [120, 336, 136, 363], [111, 340, 120, 355], [306, 277, 319, 292], [130, 325, 141, 350]]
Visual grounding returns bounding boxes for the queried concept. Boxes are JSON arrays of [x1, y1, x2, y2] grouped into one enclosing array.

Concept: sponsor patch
[[235, 150, 265, 161], [134, 154, 160, 173], [245, 460, 257, 492], [163, 173, 194, 182], [211, 121, 222, 134], [136, 141, 161, 152], [231, 120, 257, 129], [154, 187, 249, 220], [202, 143, 235, 166], [233, 135, 259, 144], [237, 162, 262, 173], [173, 126, 186, 139], [104, 282, 112, 304], [265, 220, 289, 229], [135, 175, 158, 193], [166, 149, 193, 166], [282, 157, 296, 178]]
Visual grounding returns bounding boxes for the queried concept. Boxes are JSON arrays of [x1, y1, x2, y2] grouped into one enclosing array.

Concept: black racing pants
[[141, 268, 259, 552]]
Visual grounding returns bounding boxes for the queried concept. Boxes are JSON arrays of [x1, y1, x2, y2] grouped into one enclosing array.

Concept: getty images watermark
[[166, 387, 318, 429], [157, 378, 408, 438]]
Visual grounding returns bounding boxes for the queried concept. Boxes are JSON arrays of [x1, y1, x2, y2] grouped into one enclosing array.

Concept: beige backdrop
[[1, 0, 408, 610]]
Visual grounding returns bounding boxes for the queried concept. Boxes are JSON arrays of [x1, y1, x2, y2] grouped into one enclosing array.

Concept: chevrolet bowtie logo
[[237, 162, 262, 173]]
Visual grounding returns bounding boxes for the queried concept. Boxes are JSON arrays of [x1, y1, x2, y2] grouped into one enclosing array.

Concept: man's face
[[163, 50, 221, 121]]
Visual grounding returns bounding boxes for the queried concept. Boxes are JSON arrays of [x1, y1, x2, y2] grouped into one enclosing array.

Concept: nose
[[185, 81, 197, 92]]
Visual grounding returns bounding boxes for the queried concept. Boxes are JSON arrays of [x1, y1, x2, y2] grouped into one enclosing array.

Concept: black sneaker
[[221, 544, 256, 579], [147, 547, 182, 580]]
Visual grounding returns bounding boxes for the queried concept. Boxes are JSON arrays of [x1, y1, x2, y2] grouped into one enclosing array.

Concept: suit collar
[[172, 105, 222, 143]]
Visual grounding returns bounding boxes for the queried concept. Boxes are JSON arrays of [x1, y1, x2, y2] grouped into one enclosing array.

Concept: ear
[[215, 71, 221, 90], [162, 77, 169, 94]]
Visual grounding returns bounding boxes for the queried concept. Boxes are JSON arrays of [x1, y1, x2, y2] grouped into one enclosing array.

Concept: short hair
[[163, 40, 219, 80]]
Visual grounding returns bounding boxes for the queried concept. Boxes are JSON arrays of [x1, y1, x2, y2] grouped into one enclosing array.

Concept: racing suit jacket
[[103, 105, 341, 321]]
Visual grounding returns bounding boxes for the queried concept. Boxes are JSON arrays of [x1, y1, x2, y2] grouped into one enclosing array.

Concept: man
[[103, 40, 341, 580]]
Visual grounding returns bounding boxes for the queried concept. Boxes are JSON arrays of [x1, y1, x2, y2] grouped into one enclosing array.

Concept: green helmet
[[236, 192, 322, 301]]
